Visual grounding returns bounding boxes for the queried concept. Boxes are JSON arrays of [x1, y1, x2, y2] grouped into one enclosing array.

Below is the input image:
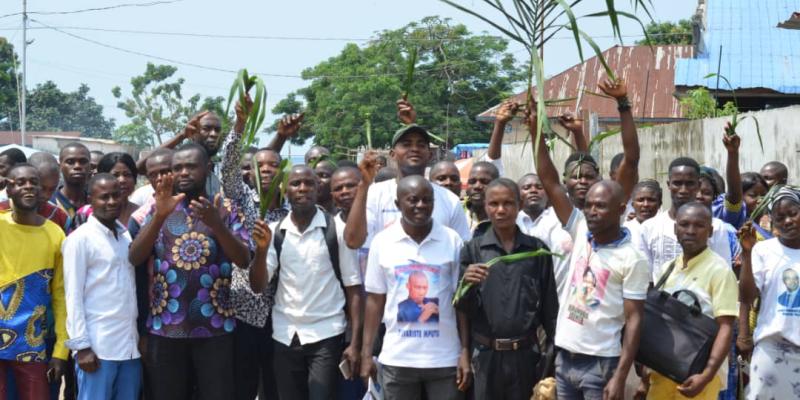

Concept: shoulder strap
[[272, 215, 288, 285], [322, 211, 344, 291], [654, 261, 677, 290]]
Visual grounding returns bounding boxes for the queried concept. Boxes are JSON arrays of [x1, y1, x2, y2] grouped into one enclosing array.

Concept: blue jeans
[[555, 349, 619, 400], [74, 358, 141, 400]]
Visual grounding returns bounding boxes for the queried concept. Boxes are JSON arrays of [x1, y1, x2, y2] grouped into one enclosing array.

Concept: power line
[[0, 0, 185, 20], [31, 19, 527, 81], [0, 24, 694, 42]]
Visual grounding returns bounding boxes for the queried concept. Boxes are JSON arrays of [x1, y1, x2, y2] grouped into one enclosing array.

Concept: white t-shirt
[[752, 238, 800, 347], [555, 209, 650, 357], [364, 221, 463, 369], [365, 178, 471, 248], [638, 211, 740, 282], [516, 207, 574, 297], [129, 184, 154, 207]]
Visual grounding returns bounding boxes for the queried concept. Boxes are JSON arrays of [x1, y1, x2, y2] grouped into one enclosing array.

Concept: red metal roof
[[0, 131, 81, 146], [479, 45, 694, 121]]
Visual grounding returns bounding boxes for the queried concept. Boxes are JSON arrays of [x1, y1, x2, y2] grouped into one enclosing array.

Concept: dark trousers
[[145, 334, 234, 400], [0, 361, 48, 400], [233, 320, 278, 400], [471, 345, 541, 400], [273, 334, 343, 400]]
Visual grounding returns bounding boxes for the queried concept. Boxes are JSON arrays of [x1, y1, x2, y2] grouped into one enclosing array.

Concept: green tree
[[113, 63, 231, 146], [113, 123, 152, 149], [10, 81, 116, 138], [272, 17, 523, 149], [680, 87, 737, 119], [0, 38, 19, 128], [636, 19, 693, 46]]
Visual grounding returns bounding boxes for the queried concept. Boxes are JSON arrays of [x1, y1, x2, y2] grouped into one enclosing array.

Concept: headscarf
[[769, 186, 800, 212]]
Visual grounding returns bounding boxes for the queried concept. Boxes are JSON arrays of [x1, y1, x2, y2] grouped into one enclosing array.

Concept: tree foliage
[[113, 123, 152, 149], [23, 82, 116, 138], [112, 63, 228, 146], [680, 87, 737, 119], [636, 19, 693, 46], [271, 17, 523, 149], [0, 38, 19, 127]]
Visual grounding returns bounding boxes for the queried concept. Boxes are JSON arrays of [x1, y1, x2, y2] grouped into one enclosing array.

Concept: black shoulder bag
[[635, 261, 720, 383]]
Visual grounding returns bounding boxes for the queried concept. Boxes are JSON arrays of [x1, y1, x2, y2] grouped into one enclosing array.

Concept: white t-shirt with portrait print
[[751, 238, 800, 347], [555, 209, 650, 358], [364, 221, 463, 369]]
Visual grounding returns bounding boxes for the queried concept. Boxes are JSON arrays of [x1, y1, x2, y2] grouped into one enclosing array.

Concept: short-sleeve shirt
[[657, 248, 739, 388], [365, 179, 471, 248], [751, 238, 800, 347], [267, 208, 361, 346], [639, 211, 740, 282], [365, 221, 463, 369], [555, 209, 650, 358], [516, 208, 574, 297], [143, 198, 249, 338]]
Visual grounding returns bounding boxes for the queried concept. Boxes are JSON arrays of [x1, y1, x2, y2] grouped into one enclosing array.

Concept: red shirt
[[0, 200, 69, 232]]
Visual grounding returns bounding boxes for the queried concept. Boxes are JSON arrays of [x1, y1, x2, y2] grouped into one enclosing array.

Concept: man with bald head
[[534, 114, 649, 399], [361, 175, 470, 398], [248, 164, 362, 400], [760, 161, 788, 188], [642, 202, 738, 399]]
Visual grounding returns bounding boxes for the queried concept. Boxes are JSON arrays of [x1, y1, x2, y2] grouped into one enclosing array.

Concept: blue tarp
[[451, 143, 489, 158]]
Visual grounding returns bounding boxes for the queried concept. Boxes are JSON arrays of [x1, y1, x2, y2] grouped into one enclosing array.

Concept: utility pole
[[20, 0, 27, 146]]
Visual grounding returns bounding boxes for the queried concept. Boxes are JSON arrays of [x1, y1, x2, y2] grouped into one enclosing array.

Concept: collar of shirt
[[385, 219, 445, 247], [87, 214, 128, 238], [478, 224, 539, 253], [283, 207, 327, 236], [586, 227, 631, 251], [676, 247, 715, 272]]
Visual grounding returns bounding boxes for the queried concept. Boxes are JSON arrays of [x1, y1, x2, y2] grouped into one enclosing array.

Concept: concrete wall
[[496, 105, 800, 187], [32, 137, 136, 157]]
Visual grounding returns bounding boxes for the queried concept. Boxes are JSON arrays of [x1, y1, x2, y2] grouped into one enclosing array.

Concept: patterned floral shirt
[[143, 198, 248, 338], [220, 131, 287, 328]]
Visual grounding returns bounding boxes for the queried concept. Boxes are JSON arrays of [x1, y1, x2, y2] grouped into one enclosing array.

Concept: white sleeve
[[62, 235, 91, 352], [564, 208, 584, 240], [637, 223, 654, 268], [266, 222, 278, 282], [752, 242, 767, 291], [622, 256, 650, 300], [448, 195, 472, 241], [478, 154, 505, 177], [336, 218, 362, 286], [364, 239, 387, 294], [365, 186, 380, 248]]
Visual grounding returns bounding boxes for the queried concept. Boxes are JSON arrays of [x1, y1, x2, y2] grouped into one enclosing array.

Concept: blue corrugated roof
[[675, 0, 800, 93]]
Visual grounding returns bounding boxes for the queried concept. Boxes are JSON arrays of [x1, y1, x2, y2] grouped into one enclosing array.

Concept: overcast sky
[[0, 0, 698, 153]]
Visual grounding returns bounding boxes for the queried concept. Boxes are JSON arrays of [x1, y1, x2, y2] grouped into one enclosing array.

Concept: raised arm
[[599, 78, 639, 200], [221, 98, 258, 231], [189, 194, 251, 268], [266, 113, 304, 153], [722, 128, 743, 206], [128, 174, 185, 266], [530, 106, 573, 226], [136, 112, 208, 173], [488, 100, 519, 160], [344, 152, 379, 249], [558, 113, 589, 153], [738, 223, 759, 305]]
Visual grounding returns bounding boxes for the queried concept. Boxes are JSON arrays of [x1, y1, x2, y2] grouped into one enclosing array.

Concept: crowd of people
[[0, 76, 796, 400]]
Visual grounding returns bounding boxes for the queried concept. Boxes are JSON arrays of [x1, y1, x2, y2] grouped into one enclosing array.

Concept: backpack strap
[[654, 261, 677, 290], [271, 211, 345, 292]]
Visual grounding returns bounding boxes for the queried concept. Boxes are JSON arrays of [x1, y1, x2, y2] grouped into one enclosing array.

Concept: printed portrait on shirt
[[566, 257, 610, 325], [395, 264, 440, 325], [778, 267, 800, 310]]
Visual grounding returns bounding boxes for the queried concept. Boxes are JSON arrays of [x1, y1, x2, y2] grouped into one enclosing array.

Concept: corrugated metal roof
[[675, 0, 800, 94], [479, 45, 693, 121]]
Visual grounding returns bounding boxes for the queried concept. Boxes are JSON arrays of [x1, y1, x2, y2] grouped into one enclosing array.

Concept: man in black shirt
[[456, 178, 559, 400]]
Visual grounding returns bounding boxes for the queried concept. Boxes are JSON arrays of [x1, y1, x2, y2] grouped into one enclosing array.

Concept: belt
[[473, 332, 537, 352]]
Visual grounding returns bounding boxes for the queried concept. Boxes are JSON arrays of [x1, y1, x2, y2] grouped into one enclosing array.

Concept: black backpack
[[269, 211, 345, 294]]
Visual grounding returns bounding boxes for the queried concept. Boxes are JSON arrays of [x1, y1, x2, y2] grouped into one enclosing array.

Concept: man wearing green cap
[[344, 99, 471, 251]]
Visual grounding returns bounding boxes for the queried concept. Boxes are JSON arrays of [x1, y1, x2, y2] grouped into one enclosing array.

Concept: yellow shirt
[[0, 212, 68, 360], [655, 247, 739, 390]]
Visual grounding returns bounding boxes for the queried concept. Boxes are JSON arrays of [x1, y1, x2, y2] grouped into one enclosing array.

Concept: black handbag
[[635, 261, 719, 383]]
